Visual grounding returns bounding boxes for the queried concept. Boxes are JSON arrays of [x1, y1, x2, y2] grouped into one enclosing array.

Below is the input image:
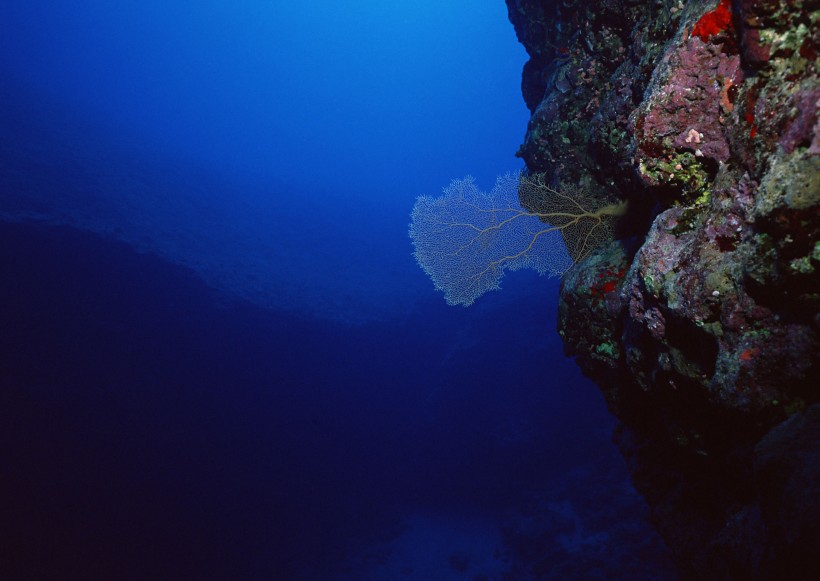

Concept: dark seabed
[[0, 221, 676, 579], [1, 1, 678, 579]]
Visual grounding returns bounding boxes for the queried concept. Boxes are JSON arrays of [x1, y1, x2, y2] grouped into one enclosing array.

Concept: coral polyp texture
[[506, 0, 818, 578]]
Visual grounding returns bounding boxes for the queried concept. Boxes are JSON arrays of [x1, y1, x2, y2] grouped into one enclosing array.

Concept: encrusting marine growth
[[409, 171, 627, 306]]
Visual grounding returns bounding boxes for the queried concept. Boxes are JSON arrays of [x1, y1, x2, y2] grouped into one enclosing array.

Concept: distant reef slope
[[506, 0, 818, 577]]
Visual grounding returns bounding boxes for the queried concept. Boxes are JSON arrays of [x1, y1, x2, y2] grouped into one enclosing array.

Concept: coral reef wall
[[506, 0, 819, 577]]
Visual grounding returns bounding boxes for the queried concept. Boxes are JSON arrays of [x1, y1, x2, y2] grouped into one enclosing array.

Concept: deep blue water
[[1, 1, 676, 579]]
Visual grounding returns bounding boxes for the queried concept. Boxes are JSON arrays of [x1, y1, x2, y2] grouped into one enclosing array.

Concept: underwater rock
[[507, 0, 819, 577]]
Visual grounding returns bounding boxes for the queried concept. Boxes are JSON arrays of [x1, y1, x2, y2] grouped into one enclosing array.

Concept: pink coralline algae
[[635, 37, 742, 171]]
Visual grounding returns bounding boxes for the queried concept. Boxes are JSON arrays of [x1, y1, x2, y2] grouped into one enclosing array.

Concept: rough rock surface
[[506, 0, 819, 578]]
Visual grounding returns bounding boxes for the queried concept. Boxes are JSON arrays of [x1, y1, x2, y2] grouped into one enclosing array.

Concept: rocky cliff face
[[506, 0, 819, 577]]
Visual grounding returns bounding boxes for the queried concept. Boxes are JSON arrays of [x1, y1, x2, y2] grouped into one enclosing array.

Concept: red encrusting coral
[[590, 265, 626, 299], [745, 87, 759, 139], [691, 0, 733, 41], [739, 347, 759, 362], [746, 111, 758, 138]]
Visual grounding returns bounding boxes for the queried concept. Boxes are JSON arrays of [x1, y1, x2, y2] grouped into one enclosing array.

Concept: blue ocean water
[[1, 1, 676, 579]]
